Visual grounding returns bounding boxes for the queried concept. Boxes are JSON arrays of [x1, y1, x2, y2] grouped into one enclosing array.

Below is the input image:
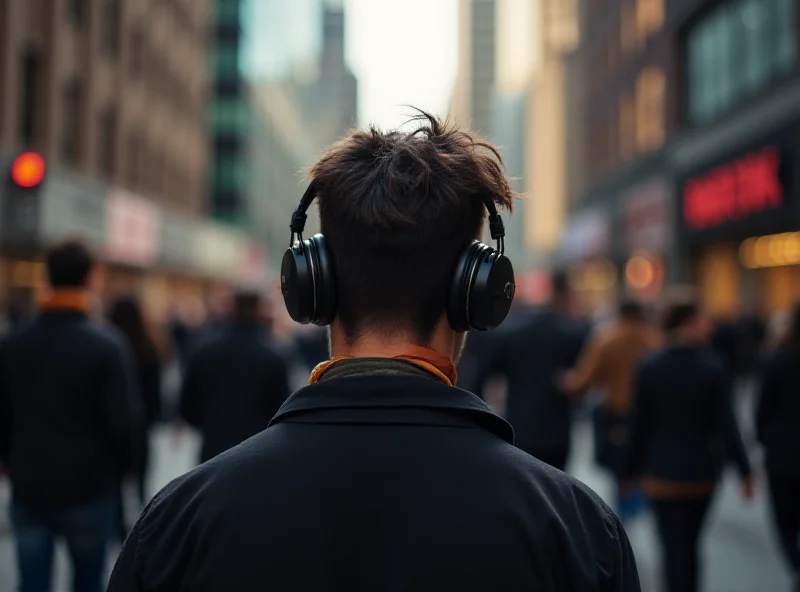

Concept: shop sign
[[624, 179, 670, 254], [106, 188, 161, 266], [561, 209, 611, 262], [40, 171, 106, 248], [683, 146, 785, 231]]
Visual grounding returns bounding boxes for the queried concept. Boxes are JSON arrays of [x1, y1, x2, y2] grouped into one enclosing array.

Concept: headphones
[[280, 184, 515, 332]]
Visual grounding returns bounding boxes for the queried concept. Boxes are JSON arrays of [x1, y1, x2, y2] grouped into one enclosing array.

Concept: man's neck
[[329, 330, 453, 361]]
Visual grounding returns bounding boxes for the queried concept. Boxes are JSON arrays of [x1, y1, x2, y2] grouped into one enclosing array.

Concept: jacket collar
[[270, 375, 514, 444], [38, 289, 90, 314]]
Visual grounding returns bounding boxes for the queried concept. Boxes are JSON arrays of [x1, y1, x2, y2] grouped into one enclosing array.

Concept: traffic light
[[2, 151, 46, 245], [10, 152, 46, 188]]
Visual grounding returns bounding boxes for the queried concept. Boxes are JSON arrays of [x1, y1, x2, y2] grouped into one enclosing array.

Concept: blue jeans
[[10, 496, 116, 592]]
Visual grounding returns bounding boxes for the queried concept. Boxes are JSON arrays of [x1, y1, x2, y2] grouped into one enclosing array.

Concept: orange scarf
[[309, 346, 458, 386], [38, 289, 91, 313]]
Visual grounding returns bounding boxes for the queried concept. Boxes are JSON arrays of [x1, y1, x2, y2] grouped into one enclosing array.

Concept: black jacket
[[0, 310, 143, 507], [625, 345, 751, 484], [110, 373, 640, 591], [475, 308, 586, 456], [756, 348, 800, 476], [180, 321, 290, 462]]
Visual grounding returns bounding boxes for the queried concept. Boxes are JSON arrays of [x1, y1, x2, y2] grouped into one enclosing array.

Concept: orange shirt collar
[[309, 346, 458, 386], [39, 289, 91, 314]]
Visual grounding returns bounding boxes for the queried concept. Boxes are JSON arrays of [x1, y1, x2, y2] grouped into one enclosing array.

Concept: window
[[686, 0, 797, 125], [126, 132, 141, 187], [620, 2, 638, 55], [635, 67, 665, 152], [60, 80, 82, 166], [619, 92, 636, 161], [98, 107, 117, 178], [67, 0, 84, 26], [129, 26, 144, 78], [212, 42, 239, 77], [19, 51, 40, 147], [102, 0, 120, 58], [213, 155, 248, 192], [210, 98, 249, 131], [636, 0, 664, 40], [216, 0, 240, 25]]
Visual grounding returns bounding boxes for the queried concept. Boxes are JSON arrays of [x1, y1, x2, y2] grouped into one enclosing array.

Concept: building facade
[[0, 0, 261, 323], [573, 0, 800, 315]]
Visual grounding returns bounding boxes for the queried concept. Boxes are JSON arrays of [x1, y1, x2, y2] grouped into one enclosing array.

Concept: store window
[[686, 0, 797, 126], [635, 67, 665, 152], [126, 132, 141, 188], [216, 0, 240, 25]]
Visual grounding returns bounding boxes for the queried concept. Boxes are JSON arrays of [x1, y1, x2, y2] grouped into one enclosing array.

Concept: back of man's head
[[310, 112, 513, 344], [46, 240, 94, 289], [233, 290, 262, 322]]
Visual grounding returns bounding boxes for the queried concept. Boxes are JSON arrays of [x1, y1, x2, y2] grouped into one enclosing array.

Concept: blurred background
[[0, 0, 797, 590]]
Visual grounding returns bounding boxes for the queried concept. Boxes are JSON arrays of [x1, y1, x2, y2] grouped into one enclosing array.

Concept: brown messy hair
[[309, 110, 515, 343]]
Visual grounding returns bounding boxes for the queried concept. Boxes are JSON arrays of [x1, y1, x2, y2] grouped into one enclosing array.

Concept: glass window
[[61, 81, 82, 166], [97, 107, 117, 178], [686, 0, 797, 126], [774, 0, 797, 73], [636, 67, 665, 152], [216, 0, 240, 24], [102, 0, 120, 58], [214, 156, 248, 192], [213, 43, 240, 76]]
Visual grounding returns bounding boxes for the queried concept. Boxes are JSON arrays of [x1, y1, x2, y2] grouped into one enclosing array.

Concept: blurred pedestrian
[[756, 301, 800, 590], [624, 294, 753, 592], [179, 290, 290, 463], [561, 297, 660, 521], [472, 271, 586, 470], [108, 296, 162, 540], [0, 240, 143, 592], [109, 113, 639, 591]]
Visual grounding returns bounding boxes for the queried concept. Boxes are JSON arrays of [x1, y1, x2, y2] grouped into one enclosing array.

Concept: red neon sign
[[683, 146, 784, 231]]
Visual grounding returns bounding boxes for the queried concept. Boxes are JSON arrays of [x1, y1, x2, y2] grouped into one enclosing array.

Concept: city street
[[0, 418, 793, 591]]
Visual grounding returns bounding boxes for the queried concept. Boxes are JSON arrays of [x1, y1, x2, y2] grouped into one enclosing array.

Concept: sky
[[345, 0, 460, 129]]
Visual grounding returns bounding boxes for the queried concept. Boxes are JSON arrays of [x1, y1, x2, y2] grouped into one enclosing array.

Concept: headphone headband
[[289, 184, 506, 254]]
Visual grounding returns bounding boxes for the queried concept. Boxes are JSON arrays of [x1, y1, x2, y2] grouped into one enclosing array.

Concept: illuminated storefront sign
[[739, 232, 800, 269], [683, 146, 784, 231]]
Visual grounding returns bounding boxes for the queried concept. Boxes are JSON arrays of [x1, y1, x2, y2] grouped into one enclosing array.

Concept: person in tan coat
[[561, 298, 660, 519]]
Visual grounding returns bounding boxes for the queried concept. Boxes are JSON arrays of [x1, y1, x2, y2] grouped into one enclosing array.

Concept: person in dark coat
[[624, 295, 753, 592], [757, 301, 800, 590], [179, 290, 290, 464], [471, 272, 585, 470], [0, 241, 143, 592], [108, 296, 162, 542], [108, 113, 639, 592]]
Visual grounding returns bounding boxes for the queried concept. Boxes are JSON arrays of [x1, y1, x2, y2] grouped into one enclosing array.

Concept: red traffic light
[[11, 152, 45, 188]]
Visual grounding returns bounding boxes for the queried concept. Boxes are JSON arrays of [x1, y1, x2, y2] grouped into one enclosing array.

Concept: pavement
[[0, 409, 794, 591]]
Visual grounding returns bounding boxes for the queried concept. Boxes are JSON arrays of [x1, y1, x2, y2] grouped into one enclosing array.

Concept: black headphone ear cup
[[307, 234, 337, 326], [448, 241, 485, 332], [280, 242, 314, 324], [469, 253, 515, 331]]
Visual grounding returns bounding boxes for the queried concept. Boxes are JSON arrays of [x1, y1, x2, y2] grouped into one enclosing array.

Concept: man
[[0, 241, 142, 592], [180, 290, 290, 463], [109, 113, 640, 591], [561, 298, 661, 520], [473, 271, 587, 470]]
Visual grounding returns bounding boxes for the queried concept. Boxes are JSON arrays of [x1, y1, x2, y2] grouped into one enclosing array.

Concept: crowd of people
[[0, 113, 798, 591], [461, 276, 800, 592]]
